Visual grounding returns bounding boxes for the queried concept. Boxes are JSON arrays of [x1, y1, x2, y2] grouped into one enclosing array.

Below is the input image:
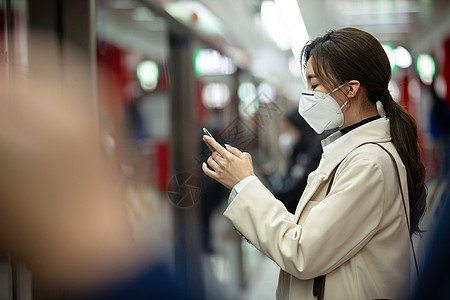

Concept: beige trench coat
[[224, 118, 411, 299]]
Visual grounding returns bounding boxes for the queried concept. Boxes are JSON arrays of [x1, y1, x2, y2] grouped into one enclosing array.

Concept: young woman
[[202, 27, 426, 299]]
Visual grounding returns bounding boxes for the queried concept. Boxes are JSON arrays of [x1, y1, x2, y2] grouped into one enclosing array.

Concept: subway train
[[1, 0, 450, 299]]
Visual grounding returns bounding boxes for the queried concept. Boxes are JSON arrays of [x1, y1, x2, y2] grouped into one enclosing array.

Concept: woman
[[202, 27, 426, 299]]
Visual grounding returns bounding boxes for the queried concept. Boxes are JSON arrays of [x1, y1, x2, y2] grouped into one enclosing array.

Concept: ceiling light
[[193, 49, 237, 77], [416, 54, 436, 85], [260, 1, 290, 50], [137, 60, 159, 91], [273, 0, 309, 62], [394, 46, 412, 68], [202, 83, 231, 109]]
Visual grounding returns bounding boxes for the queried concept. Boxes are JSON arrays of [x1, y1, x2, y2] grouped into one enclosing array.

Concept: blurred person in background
[[410, 192, 450, 299], [260, 109, 329, 214], [202, 28, 427, 299], [409, 78, 450, 299], [0, 35, 183, 299]]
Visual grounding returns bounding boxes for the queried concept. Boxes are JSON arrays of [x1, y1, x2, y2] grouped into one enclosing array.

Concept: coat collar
[[294, 117, 392, 222], [317, 117, 391, 180]]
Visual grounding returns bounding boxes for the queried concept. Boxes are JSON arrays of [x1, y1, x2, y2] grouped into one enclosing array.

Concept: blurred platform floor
[[202, 201, 279, 300], [201, 199, 434, 300]]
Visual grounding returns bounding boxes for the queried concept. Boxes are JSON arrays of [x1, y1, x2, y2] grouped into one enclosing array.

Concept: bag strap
[[312, 142, 419, 299], [313, 168, 336, 300], [373, 143, 420, 279]]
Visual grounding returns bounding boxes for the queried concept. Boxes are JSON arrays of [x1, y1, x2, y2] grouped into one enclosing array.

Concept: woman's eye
[[311, 84, 318, 90]]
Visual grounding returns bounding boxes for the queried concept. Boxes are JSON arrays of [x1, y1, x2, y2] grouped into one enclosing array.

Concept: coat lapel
[[293, 157, 342, 223], [293, 118, 392, 224]]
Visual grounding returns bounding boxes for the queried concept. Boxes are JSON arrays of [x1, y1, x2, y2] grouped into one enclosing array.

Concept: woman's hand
[[201, 135, 255, 189]]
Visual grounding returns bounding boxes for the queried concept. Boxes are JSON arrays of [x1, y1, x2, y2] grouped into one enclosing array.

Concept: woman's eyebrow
[[307, 74, 317, 80]]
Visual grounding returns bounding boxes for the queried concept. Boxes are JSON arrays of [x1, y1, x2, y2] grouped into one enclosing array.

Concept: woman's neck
[[340, 101, 379, 130]]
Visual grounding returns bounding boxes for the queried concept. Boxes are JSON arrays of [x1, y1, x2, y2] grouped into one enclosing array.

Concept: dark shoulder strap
[[313, 169, 336, 300], [373, 144, 411, 232], [373, 143, 420, 279]]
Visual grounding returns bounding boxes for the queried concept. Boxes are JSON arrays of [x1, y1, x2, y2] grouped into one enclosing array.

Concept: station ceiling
[[101, 0, 450, 97]]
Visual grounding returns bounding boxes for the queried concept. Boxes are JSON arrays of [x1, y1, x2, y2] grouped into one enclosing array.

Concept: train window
[[96, 0, 172, 249]]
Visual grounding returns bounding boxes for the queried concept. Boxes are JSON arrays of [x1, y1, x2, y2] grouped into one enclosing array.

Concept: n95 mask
[[298, 83, 348, 134]]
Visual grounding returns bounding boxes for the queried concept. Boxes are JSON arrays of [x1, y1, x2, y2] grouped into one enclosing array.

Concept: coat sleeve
[[223, 152, 387, 280]]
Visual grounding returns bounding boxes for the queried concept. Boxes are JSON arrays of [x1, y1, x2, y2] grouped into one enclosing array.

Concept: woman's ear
[[347, 80, 360, 99]]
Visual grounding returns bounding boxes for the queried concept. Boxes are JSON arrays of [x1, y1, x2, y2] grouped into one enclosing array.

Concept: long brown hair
[[300, 27, 427, 235]]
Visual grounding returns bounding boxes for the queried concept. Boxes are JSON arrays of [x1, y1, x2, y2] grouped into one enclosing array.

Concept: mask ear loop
[[328, 82, 350, 110], [327, 82, 348, 95], [339, 100, 349, 110]]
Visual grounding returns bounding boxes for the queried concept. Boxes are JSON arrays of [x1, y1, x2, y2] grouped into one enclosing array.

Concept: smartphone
[[203, 127, 215, 140], [203, 127, 226, 151]]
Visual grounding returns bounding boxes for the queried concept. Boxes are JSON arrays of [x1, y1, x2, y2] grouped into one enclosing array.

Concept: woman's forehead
[[305, 56, 337, 89], [305, 58, 315, 77]]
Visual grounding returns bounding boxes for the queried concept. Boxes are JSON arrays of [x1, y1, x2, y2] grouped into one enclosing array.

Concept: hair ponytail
[[382, 96, 427, 235]]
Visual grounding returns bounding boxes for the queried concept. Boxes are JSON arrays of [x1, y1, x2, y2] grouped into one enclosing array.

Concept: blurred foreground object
[[0, 34, 161, 294]]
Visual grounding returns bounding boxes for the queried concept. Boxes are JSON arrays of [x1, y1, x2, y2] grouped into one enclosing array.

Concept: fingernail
[[224, 144, 230, 148]]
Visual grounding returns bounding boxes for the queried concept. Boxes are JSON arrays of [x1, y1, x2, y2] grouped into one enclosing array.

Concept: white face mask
[[298, 83, 348, 134]]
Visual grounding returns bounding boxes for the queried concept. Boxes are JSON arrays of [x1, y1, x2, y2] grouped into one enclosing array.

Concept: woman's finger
[[207, 156, 220, 171], [202, 162, 218, 179], [203, 135, 215, 153], [242, 152, 252, 161], [225, 144, 242, 157], [203, 135, 229, 158], [211, 151, 227, 165]]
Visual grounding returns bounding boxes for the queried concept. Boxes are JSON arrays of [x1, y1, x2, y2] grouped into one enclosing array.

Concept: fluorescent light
[[273, 0, 309, 61], [202, 83, 231, 108], [137, 60, 159, 91], [394, 46, 412, 68], [260, 0, 309, 70], [261, 1, 290, 50], [416, 54, 436, 85], [193, 49, 237, 76]]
